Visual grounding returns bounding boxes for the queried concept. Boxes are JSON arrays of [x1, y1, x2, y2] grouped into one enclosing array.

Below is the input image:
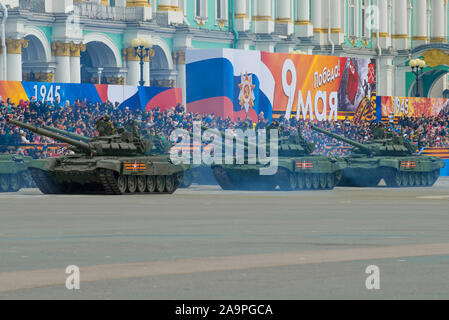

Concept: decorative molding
[[69, 42, 87, 57], [6, 39, 29, 54], [173, 50, 186, 65], [51, 41, 71, 57], [422, 49, 449, 68]]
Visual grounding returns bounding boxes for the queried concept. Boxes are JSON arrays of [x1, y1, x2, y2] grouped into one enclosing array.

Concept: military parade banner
[[0, 81, 182, 112], [186, 49, 376, 123], [380, 96, 449, 120]]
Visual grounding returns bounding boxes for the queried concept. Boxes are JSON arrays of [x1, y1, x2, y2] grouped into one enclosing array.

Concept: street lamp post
[[409, 59, 426, 97], [132, 37, 152, 87], [97, 67, 103, 84]]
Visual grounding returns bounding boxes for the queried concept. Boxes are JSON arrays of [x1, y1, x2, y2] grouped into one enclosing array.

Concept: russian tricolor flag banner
[[186, 49, 376, 123]]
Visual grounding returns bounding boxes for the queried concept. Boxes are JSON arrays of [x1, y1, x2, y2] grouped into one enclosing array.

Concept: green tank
[[312, 126, 445, 187], [0, 153, 32, 192], [7, 119, 187, 195], [211, 127, 346, 191]]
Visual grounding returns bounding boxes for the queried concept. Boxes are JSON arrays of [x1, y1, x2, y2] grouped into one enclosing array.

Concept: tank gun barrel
[[7, 119, 92, 154], [311, 126, 372, 154], [44, 126, 90, 143]]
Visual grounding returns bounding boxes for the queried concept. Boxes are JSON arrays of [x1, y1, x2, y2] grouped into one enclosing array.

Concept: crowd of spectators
[[1, 96, 449, 158]]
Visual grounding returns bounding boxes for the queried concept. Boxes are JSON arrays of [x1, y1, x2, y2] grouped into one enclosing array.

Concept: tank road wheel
[[384, 169, 401, 188], [9, 174, 21, 192], [304, 174, 313, 190], [137, 176, 147, 193], [117, 175, 128, 194], [146, 176, 156, 193], [165, 175, 176, 194], [408, 172, 416, 187], [312, 174, 320, 190], [0, 175, 10, 192], [297, 173, 306, 190], [319, 174, 327, 190], [127, 176, 137, 193], [156, 176, 166, 193], [326, 173, 336, 190], [400, 172, 409, 187], [279, 171, 297, 191], [419, 173, 427, 186]]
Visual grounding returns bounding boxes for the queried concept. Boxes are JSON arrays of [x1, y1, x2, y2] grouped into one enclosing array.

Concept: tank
[[44, 125, 198, 189], [0, 153, 32, 192], [7, 119, 187, 195], [210, 127, 346, 191], [312, 126, 445, 187]]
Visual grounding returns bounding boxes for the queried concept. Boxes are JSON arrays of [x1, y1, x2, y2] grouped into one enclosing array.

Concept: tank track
[[212, 167, 235, 190], [213, 166, 340, 191], [98, 169, 122, 195], [98, 169, 181, 195], [28, 168, 62, 194]]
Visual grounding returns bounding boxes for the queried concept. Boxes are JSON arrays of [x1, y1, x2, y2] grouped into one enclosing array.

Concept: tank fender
[[29, 158, 56, 171], [378, 158, 400, 169], [96, 159, 122, 173]]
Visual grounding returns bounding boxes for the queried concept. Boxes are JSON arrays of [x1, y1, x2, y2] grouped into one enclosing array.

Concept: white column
[[70, 57, 81, 84], [295, 0, 313, 38], [55, 56, 71, 83], [375, 0, 391, 49], [331, 0, 344, 45], [312, 0, 327, 45], [5, 39, 27, 82], [53, 42, 71, 83], [412, 0, 428, 47], [392, 0, 409, 50], [143, 60, 150, 86], [235, 0, 250, 31], [174, 50, 186, 107], [431, 0, 445, 43], [253, 0, 274, 34], [7, 53, 22, 81], [276, 0, 293, 35], [127, 60, 140, 86]]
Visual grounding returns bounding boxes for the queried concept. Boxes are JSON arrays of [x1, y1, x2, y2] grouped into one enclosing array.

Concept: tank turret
[[7, 119, 153, 156], [203, 125, 315, 156], [312, 126, 415, 156]]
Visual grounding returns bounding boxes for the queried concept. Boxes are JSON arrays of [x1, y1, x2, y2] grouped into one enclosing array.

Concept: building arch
[[83, 32, 122, 68], [150, 37, 176, 87], [81, 33, 123, 83], [23, 26, 51, 61]]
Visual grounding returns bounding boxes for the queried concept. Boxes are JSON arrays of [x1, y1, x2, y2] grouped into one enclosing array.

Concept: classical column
[[412, 0, 428, 47], [70, 42, 86, 84], [431, 0, 446, 43], [235, 0, 250, 31], [5, 39, 26, 82], [392, 0, 409, 50], [311, 0, 327, 45], [6, 39, 28, 82], [276, 0, 293, 35], [331, 0, 344, 45], [173, 50, 186, 107], [373, 0, 391, 49], [295, 0, 313, 38], [52, 41, 71, 83], [253, 0, 274, 34]]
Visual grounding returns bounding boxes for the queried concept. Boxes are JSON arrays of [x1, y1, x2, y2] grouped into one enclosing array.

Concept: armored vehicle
[[7, 119, 187, 195], [0, 153, 32, 192], [211, 127, 346, 191], [312, 126, 444, 187]]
